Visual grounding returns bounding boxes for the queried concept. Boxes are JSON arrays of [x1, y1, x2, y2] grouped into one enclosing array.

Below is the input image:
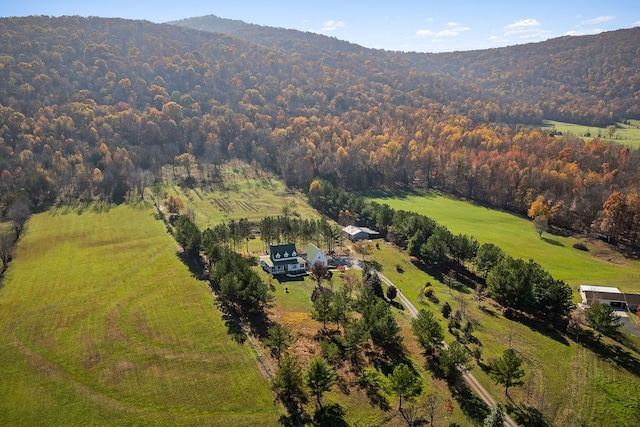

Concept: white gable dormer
[[292, 250, 297, 256], [284, 251, 289, 257], [275, 252, 281, 259]]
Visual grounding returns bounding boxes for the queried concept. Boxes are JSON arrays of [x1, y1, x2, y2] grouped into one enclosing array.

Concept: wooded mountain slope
[[0, 16, 639, 246], [173, 15, 640, 127]]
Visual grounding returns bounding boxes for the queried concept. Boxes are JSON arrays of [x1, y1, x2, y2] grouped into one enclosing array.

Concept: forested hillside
[[174, 15, 640, 127], [1, 15, 639, 248]]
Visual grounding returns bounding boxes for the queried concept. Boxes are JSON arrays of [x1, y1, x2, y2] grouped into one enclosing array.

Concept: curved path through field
[[371, 265, 519, 427]]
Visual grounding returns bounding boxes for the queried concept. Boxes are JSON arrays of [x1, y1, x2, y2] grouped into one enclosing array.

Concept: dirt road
[[377, 270, 519, 427]]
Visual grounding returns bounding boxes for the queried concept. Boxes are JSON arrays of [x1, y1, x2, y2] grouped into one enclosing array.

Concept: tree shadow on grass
[[449, 381, 490, 424], [507, 312, 570, 346], [576, 332, 640, 376], [541, 236, 565, 247], [177, 250, 207, 280], [506, 402, 549, 427], [389, 299, 405, 311], [313, 403, 349, 427], [278, 404, 311, 427], [221, 313, 247, 344]]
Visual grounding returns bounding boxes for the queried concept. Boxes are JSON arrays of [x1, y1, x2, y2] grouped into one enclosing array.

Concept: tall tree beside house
[[586, 303, 623, 341], [354, 240, 374, 263], [310, 260, 329, 288]]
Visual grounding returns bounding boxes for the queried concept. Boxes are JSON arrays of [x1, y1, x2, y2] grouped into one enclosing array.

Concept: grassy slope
[[0, 203, 279, 426], [366, 243, 640, 426], [363, 192, 640, 425], [166, 160, 319, 229], [538, 119, 640, 148], [366, 190, 640, 293]]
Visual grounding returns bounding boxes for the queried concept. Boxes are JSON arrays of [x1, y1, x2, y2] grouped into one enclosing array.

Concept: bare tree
[[0, 231, 15, 274], [423, 392, 440, 426], [7, 197, 31, 238], [533, 215, 548, 237]]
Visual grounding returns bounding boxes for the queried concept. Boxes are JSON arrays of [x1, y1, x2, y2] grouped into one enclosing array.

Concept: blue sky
[[2, 1, 639, 52]]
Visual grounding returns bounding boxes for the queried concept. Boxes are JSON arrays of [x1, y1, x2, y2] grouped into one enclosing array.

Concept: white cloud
[[633, 20, 640, 27], [415, 29, 434, 36], [582, 15, 615, 25], [434, 22, 470, 37], [504, 18, 541, 35], [502, 18, 552, 40], [321, 20, 346, 31]]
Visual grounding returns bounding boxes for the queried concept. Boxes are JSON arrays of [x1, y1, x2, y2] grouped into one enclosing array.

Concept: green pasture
[[367, 243, 640, 426], [365, 190, 640, 293], [163, 161, 319, 229], [537, 119, 640, 148], [0, 203, 280, 426]]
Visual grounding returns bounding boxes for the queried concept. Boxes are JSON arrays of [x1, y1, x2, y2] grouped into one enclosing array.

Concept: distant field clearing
[[364, 190, 640, 292]]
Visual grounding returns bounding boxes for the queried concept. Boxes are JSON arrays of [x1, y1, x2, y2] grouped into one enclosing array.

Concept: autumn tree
[[310, 260, 329, 288], [166, 194, 184, 214], [174, 152, 197, 182]]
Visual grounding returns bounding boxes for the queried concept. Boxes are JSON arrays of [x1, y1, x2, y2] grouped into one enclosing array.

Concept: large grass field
[[365, 190, 640, 294], [537, 119, 640, 148], [0, 203, 280, 426]]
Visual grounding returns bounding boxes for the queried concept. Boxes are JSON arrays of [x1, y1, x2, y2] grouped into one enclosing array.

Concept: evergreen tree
[[411, 309, 444, 356], [387, 363, 423, 410], [490, 348, 525, 397], [306, 357, 337, 410], [272, 353, 306, 407], [483, 403, 505, 427]]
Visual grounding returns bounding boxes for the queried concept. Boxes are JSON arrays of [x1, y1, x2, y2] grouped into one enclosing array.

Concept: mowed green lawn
[[0, 203, 280, 426], [366, 190, 640, 293]]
